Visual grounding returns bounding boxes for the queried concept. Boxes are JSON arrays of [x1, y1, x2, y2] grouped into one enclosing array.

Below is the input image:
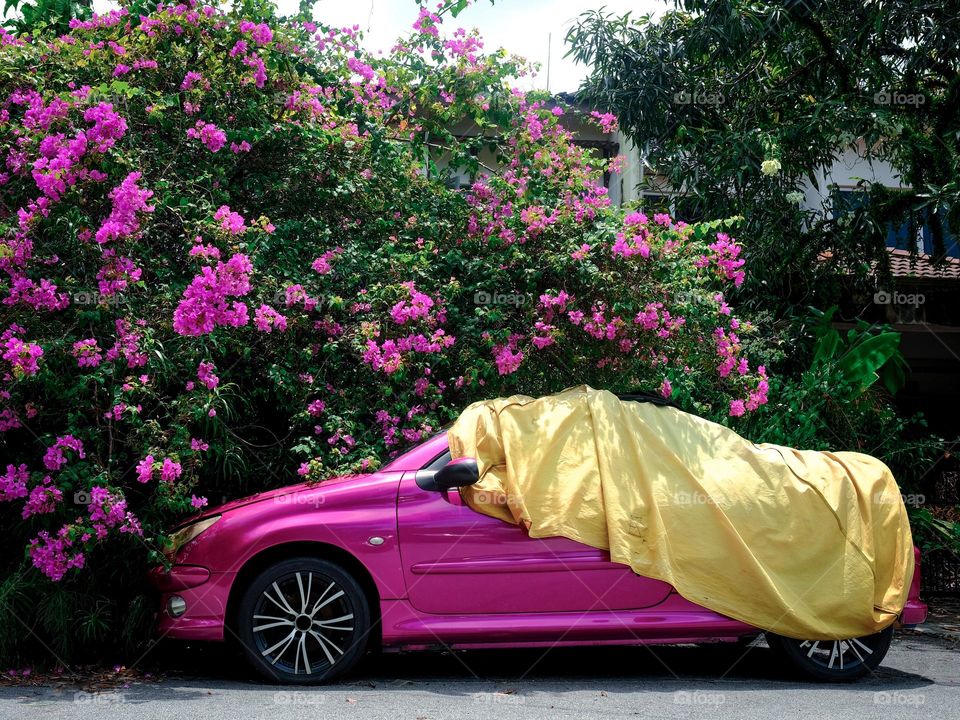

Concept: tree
[[3, 0, 93, 37], [567, 0, 960, 310]]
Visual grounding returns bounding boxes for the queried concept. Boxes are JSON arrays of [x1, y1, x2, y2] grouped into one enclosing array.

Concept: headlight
[[164, 515, 220, 558]]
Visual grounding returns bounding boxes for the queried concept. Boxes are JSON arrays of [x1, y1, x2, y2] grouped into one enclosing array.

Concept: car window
[[424, 450, 451, 470]]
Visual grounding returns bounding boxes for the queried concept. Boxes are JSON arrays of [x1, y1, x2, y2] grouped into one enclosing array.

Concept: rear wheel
[[237, 557, 371, 684], [767, 626, 893, 682]]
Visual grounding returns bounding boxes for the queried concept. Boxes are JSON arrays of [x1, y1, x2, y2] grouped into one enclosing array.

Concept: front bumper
[[149, 565, 234, 641]]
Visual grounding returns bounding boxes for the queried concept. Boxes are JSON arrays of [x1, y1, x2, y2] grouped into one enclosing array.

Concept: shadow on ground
[[140, 634, 938, 691]]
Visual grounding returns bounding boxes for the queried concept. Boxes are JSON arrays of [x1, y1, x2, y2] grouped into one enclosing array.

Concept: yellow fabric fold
[[448, 385, 913, 640]]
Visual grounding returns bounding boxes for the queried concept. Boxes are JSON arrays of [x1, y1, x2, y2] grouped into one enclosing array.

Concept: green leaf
[[836, 332, 901, 390]]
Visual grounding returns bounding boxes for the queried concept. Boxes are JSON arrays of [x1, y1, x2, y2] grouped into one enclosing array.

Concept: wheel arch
[[225, 541, 382, 649]]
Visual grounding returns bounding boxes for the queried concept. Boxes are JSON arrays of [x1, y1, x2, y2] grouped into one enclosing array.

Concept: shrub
[[0, 2, 772, 662]]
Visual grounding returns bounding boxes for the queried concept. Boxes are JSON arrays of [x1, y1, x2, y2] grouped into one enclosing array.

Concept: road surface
[[0, 631, 957, 719]]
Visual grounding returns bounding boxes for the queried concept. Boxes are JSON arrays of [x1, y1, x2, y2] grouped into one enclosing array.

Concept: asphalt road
[[1, 632, 957, 720]]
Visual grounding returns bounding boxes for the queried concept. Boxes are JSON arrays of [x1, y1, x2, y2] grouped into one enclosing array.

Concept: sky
[[297, 0, 666, 92], [87, 0, 667, 92]]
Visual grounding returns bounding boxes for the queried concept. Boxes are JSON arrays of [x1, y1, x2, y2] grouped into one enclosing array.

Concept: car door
[[396, 455, 673, 615]]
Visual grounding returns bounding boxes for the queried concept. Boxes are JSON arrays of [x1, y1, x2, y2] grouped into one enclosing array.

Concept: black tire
[[767, 626, 893, 682], [237, 557, 371, 684]]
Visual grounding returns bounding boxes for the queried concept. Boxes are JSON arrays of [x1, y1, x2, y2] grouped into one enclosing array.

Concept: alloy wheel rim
[[251, 571, 356, 676], [794, 636, 876, 672]]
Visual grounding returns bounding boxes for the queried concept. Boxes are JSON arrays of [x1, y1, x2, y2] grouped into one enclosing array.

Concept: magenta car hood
[[182, 473, 368, 525]]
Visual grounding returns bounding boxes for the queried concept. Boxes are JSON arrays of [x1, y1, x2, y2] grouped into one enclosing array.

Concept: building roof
[[820, 247, 960, 281], [886, 248, 960, 280]]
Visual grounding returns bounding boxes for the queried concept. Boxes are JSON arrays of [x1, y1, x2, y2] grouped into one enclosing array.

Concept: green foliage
[[567, 0, 960, 309], [2, 0, 91, 36]]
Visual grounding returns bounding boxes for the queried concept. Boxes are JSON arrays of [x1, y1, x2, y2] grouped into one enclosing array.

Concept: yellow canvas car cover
[[448, 386, 914, 640]]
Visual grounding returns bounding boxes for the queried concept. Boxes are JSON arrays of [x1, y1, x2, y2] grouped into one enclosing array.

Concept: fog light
[[167, 595, 187, 618]]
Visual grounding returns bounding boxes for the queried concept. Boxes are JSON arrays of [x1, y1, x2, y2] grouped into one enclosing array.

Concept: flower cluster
[[0, 2, 772, 600], [2, 330, 44, 377], [94, 172, 154, 244], [187, 120, 227, 152], [173, 254, 253, 336], [389, 282, 440, 325]]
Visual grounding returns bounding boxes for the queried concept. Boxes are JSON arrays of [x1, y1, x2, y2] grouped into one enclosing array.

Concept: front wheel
[[237, 557, 371, 684], [767, 626, 893, 682]]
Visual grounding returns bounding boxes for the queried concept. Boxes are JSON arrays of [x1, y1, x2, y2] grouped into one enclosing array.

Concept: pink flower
[[97, 252, 142, 295], [190, 438, 209, 451], [180, 71, 205, 90], [729, 399, 746, 417], [705, 233, 746, 287], [173, 254, 252, 336], [22, 476, 62, 519], [28, 527, 86, 581], [571, 244, 591, 260], [213, 205, 247, 234], [72, 339, 102, 368], [160, 458, 182, 482], [311, 247, 343, 275], [87, 486, 141, 538], [3, 335, 44, 376], [660, 378, 673, 398], [43, 436, 85, 471], [186, 120, 227, 153], [83, 102, 127, 152], [252, 23, 272, 45], [94, 172, 154, 244], [253, 304, 287, 333], [589, 110, 618, 133], [136, 455, 154, 483], [243, 54, 267, 87], [413, 7, 441, 36], [105, 318, 148, 368], [492, 335, 524, 375], [0, 464, 29, 501], [197, 361, 219, 389], [240, 20, 273, 45], [190, 495, 208, 509], [389, 282, 437, 325]]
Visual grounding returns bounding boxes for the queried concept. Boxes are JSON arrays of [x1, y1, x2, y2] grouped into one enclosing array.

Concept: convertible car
[[150, 431, 928, 684]]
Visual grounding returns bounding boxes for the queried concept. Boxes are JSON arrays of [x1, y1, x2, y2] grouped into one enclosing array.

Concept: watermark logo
[[73, 291, 124, 306], [673, 90, 725, 106], [874, 289, 925, 307], [74, 691, 125, 705], [873, 90, 925, 106], [674, 690, 725, 706], [671, 490, 718, 506], [673, 289, 715, 306], [474, 290, 530, 307], [73, 490, 92, 506], [874, 691, 925, 706], [473, 691, 524, 705], [472, 490, 519, 507], [273, 493, 325, 508], [874, 490, 925, 507], [274, 691, 326, 705]]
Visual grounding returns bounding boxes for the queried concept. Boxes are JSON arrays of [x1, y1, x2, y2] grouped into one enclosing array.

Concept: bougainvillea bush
[[0, 1, 771, 662]]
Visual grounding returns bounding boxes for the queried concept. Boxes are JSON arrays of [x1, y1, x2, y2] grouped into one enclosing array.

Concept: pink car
[[151, 431, 928, 684]]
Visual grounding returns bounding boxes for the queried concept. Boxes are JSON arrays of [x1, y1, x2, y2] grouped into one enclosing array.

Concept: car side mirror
[[416, 457, 480, 492]]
